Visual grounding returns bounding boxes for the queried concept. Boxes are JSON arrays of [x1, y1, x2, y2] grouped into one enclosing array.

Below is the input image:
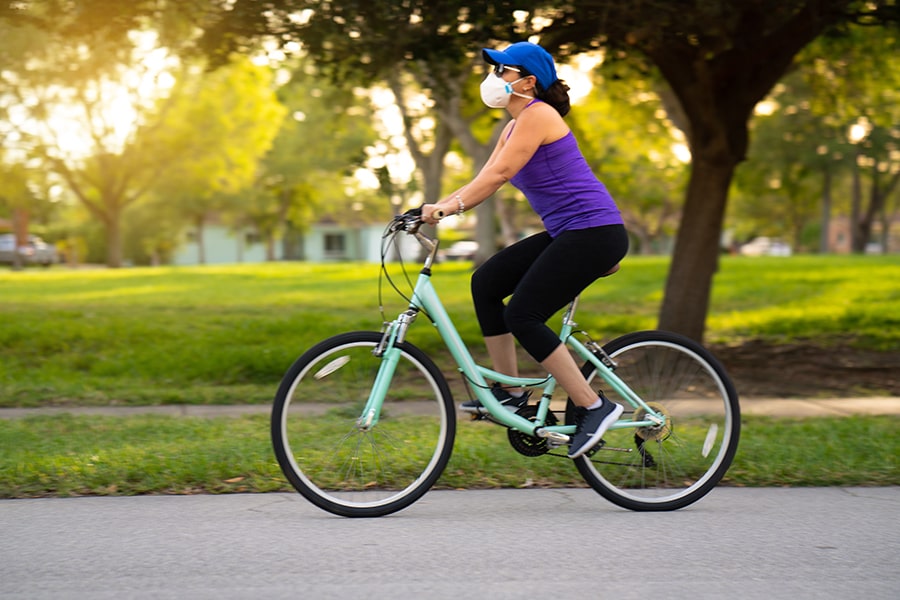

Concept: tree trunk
[[495, 196, 519, 247], [850, 148, 864, 253], [195, 216, 206, 265], [658, 157, 736, 341], [641, 1, 845, 341], [633, 229, 651, 255], [651, 56, 749, 342], [389, 72, 452, 207], [105, 214, 123, 268], [820, 165, 832, 254], [879, 171, 900, 253], [474, 197, 496, 262], [857, 166, 900, 254], [439, 86, 509, 267]]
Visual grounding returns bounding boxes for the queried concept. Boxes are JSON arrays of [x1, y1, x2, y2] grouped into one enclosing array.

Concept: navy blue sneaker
[[567, 396, 624, 459], [460, 383, 530, 414]]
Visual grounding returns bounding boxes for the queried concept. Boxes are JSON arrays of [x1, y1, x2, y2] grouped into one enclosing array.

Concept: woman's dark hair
[[537, 80, 571, 117], [517, 66, 571, 117]]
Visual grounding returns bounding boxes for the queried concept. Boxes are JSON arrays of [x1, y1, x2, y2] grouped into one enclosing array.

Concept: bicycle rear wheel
[[571, 330, 740, 511], [271, 331, 455, 517]]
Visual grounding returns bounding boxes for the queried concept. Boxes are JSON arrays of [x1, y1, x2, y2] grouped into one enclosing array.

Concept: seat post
[[562, 295, 580, 329]]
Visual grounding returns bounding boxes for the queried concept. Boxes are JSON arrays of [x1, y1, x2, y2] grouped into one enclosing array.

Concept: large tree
[[0, 2, 288, 266], [537, 0, 898, 340]]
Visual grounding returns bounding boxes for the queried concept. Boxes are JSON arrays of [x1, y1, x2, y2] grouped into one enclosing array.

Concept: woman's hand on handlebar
[[421, 204, 444, 225]]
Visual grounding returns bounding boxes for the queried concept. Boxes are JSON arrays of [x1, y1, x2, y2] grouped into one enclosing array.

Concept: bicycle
[[271, 209, 740, 518]]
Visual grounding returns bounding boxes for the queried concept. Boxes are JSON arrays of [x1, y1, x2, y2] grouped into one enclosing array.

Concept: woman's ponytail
[[537, 80, 571, 117]]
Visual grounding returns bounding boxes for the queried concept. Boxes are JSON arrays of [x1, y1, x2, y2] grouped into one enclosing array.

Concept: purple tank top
[[509, 129, 622, 238]]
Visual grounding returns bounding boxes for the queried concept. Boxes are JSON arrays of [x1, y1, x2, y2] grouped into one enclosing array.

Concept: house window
[[324, 233, 346, 258]]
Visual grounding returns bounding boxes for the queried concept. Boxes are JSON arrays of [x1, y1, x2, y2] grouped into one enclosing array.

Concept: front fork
[[358, 308, 421, 430], [374, 308, 419, 357]]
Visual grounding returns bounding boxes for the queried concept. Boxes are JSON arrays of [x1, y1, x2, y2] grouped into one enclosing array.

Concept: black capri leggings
[[471, 224, 628, 363]]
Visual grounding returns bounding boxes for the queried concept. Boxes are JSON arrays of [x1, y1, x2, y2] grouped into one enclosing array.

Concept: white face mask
[[479, 73, 532, 108]]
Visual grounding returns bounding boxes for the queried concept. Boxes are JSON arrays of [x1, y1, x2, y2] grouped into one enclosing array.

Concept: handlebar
[[389, 206, 447, 233], [388, 206, 449, 233], [388, 208, 440, 264], [389, 208, 423, 234]]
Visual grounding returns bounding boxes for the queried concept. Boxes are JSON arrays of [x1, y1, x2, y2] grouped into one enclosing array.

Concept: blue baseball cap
[[482, 42, 558, 91]]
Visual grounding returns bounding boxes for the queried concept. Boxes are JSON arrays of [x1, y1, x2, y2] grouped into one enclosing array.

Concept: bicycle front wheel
[[571, 330, 740, 511], [271, 331, 455, 517]]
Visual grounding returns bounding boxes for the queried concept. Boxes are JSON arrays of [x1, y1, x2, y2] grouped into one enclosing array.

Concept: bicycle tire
[[271, 331, 455, 517], [569, 330, 740, 511]]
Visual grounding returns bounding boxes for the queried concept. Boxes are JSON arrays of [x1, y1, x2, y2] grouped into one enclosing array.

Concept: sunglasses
[[493, 64, 522, 76]]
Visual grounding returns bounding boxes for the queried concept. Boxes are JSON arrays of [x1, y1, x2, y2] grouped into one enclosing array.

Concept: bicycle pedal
[[584, 439, 607, 457], [469, 410, 494, 422]]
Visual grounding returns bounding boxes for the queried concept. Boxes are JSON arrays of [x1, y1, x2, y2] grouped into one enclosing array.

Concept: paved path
[[2, 399, 898, 598], [1, 396, 899, 419], [2, 487, 898, 599]]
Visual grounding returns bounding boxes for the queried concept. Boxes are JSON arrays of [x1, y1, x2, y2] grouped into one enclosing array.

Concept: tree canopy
[[275, 0, 899, 340]]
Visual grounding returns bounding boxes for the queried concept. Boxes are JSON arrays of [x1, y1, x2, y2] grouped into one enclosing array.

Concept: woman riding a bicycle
[[422, 41, 628, 459]]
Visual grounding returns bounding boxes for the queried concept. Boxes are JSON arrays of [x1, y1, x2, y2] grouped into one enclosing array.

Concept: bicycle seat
[[601, 263, 620, 277]]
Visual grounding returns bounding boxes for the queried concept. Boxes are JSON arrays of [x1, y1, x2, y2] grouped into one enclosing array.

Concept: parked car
[[0, 234, 58, 266], [441, 240, 478, 261], [739, 237, 792, 257]]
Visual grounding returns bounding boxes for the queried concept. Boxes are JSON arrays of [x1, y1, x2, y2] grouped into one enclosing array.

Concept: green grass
[[1, 255, 898, 407], [2, 256, 896, 498], [1, 414, 896, 499], [707, 255, 900, 348]]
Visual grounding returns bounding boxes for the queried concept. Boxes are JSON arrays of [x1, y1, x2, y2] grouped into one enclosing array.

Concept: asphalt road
[[2, 487, 898, 599]]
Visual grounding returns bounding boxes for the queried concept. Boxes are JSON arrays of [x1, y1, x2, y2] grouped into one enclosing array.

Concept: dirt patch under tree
[[710, 340, 899, 399]]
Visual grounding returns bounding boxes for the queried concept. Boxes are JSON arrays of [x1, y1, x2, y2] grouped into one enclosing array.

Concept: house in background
[[287, 220, 388, 262], [172, 219, 400, 265], [173, 225, 272, 265], [827, 214, 900, 254]]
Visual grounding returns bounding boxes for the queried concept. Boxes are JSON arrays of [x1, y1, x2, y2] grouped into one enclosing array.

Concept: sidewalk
[[4, 488, 899, 599], [0, 397, 898, 419]]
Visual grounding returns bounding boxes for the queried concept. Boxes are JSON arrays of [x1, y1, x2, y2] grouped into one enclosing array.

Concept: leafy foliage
[[571, 65, 688, 254], [140, 57, 287, 263], [732, 24, 900, 251], [247, 61, 383, 240]]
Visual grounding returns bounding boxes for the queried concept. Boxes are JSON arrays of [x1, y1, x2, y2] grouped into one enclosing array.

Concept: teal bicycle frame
[[358, 231, 667, 441]]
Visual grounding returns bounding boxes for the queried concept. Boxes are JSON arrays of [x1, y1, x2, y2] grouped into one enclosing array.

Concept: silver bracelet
[[455, 195, 465, 215]]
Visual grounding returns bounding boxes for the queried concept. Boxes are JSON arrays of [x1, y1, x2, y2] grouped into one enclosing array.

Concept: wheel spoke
[[271, 333, 455, 517], [573, 331, 740, 511]]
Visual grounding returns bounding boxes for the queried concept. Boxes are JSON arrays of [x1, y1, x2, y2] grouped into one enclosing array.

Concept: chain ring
[[507, 405, 559, 457]]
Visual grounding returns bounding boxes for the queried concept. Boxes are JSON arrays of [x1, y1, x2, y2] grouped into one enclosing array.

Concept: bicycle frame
[[359, 226, 667, 441]]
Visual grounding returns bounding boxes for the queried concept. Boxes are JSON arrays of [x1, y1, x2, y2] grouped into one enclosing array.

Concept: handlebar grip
[[434, 209, 445, 220]]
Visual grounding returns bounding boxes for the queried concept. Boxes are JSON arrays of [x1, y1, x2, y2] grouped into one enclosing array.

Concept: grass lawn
[[1, 413, 897, 498], [1, 254, 898, 497], [1, 255, 898, 408]]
